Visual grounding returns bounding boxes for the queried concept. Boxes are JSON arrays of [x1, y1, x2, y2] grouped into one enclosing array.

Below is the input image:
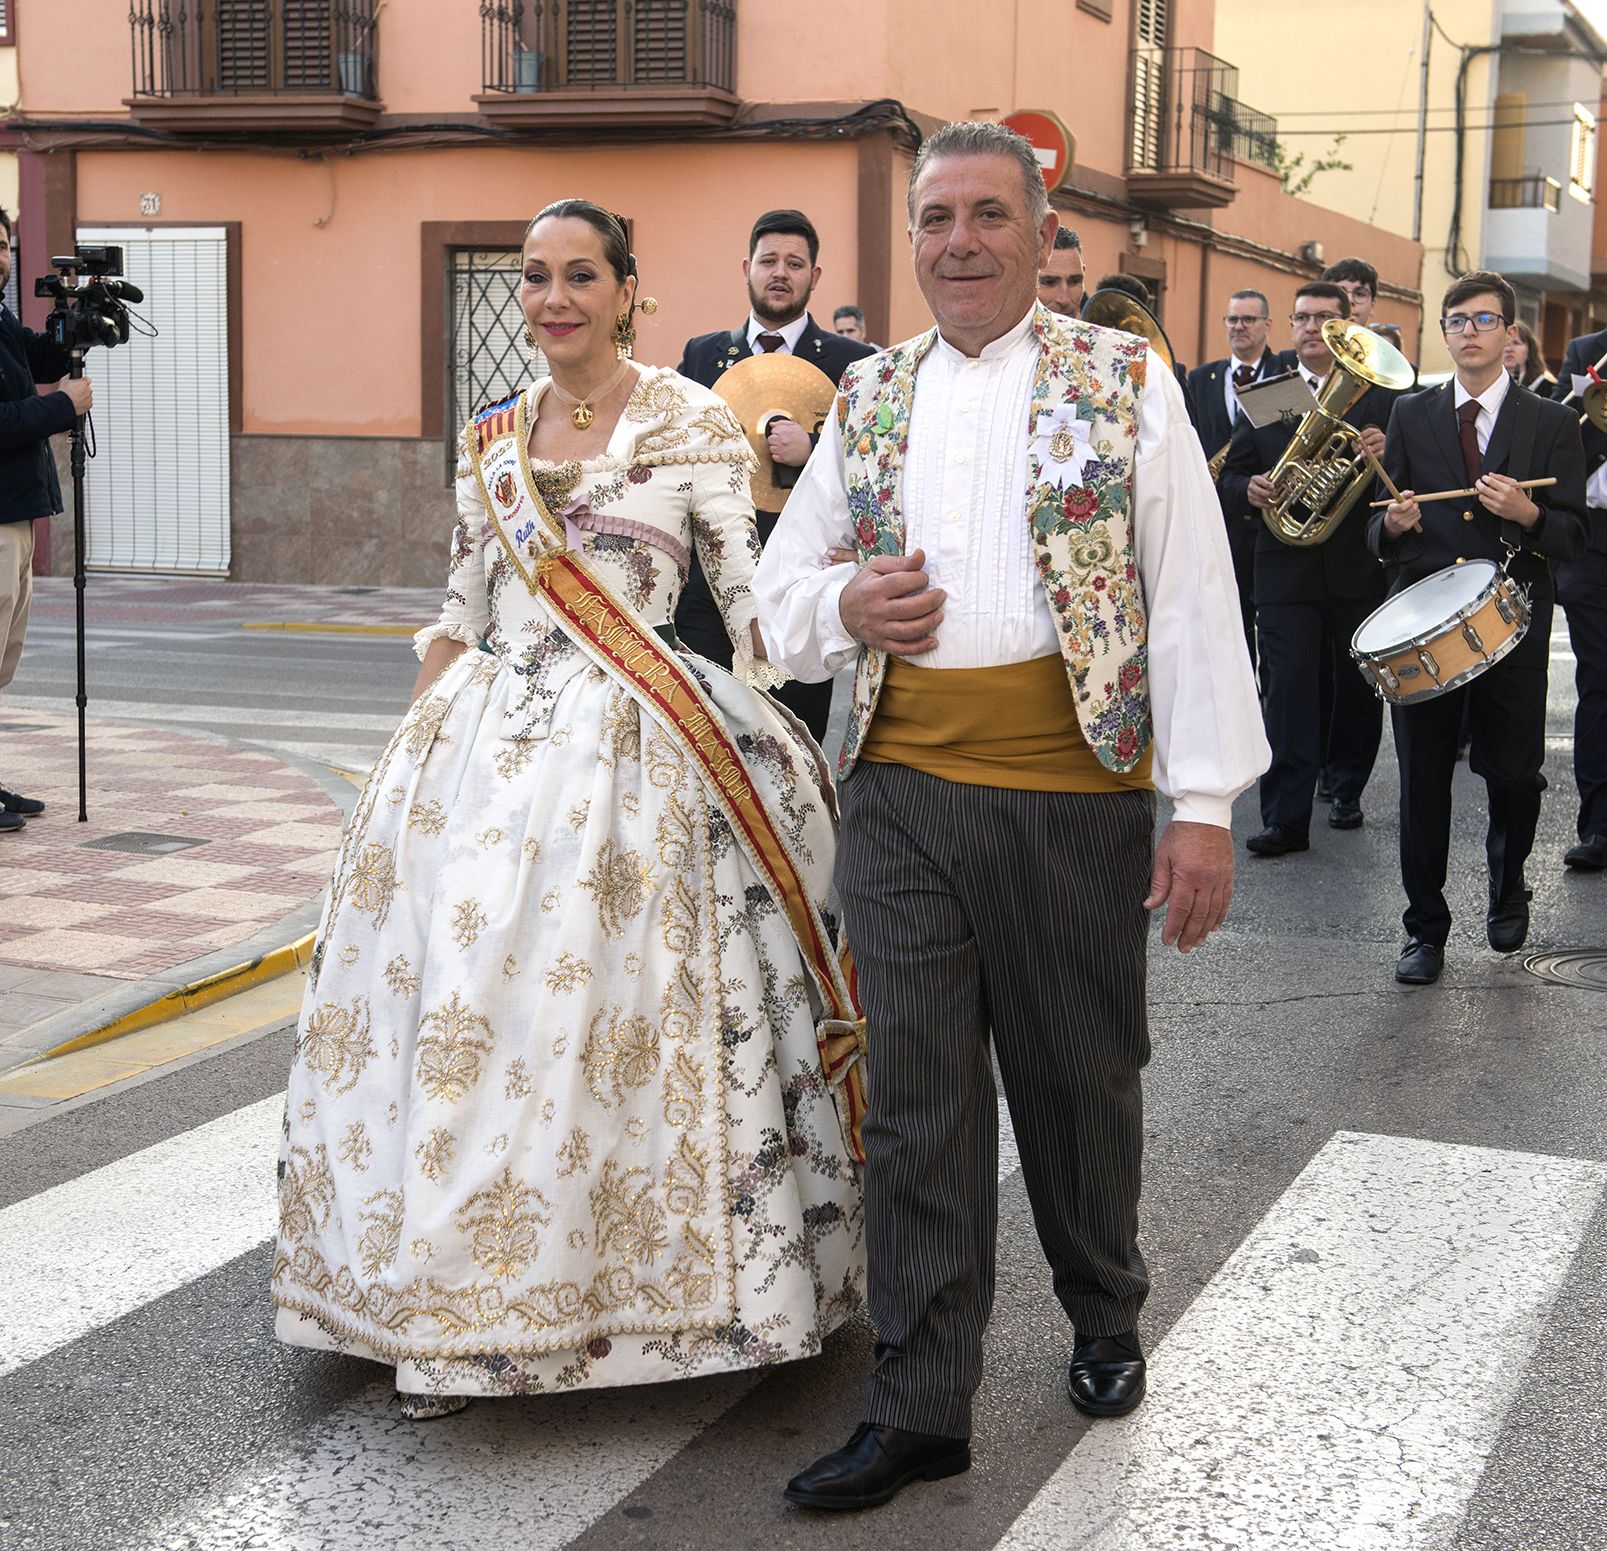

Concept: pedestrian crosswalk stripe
[[125, 1104, 1027, 1549], [0, 1093, 283, 1377], [995, 1131, 1606, 1551]]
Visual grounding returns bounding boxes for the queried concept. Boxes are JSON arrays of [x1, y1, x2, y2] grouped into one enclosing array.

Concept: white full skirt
[[271, 643, 863, 1397]]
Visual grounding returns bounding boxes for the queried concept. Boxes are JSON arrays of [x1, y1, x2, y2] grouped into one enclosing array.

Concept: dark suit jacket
[[1367, 379, 1586, 599], [1220, 379, 1395, 603], [676, 314, 876, 394], [1187, 352, 1281, 458], [0, 304, 73, 525], [1552, 329, 1607, 581]]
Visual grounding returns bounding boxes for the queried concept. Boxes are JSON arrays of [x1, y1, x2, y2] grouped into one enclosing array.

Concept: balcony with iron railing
[[127, 1, 383, 133], [475, 0, 739, 128], [1489, 172, 1564, 213], [1127, 46, 1275, 210]]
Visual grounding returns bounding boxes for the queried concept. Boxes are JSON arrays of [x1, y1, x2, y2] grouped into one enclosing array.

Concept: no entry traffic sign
[[1001, 109, 1076, 195]]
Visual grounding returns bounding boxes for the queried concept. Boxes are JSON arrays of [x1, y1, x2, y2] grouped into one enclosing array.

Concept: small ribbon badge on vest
[[1034, 407, 1096, 489]]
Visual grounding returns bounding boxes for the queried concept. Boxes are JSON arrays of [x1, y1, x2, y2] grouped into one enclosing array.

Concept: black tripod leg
[[70, 352, 87, 823]]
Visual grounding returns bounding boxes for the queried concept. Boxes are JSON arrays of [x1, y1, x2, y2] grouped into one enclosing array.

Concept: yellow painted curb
[[241, 621, 417, 637], [31, 933, 317, 1065]]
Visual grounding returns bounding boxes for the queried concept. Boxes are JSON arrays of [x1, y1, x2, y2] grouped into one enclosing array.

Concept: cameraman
[[0, 207, 92, 833]]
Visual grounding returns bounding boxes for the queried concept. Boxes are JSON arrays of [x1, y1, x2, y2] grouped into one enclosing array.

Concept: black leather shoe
[[0, 810, 24, 834], [1068, 1329, 1146, 1417], [1564, 834, 1607, 872], [1486, 890, 1532, 953], [784, 1423, 971, 1511], [0, 787, 43, 816], [1395, 938, 1443, 985], [1315, 772, 1333, 801], [1246, 824, 1309, 856], [1329, 800, 1363, 830]]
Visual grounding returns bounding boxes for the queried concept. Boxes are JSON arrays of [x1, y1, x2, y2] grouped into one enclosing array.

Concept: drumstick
[[1359, 446, 1419, 532], [1367, 477, 1556, 509]]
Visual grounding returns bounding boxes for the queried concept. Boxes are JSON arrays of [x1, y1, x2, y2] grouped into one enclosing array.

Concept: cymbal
[[714, 353, 837, 512]]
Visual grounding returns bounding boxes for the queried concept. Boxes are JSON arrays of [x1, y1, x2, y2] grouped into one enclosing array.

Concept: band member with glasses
[[1191, 289, 1280, 666], [1371, 272, 1586, 984], [1550, 321, 1607, 871], [1220, 282, 1392, 855], [1322, 257, 1379, 328]]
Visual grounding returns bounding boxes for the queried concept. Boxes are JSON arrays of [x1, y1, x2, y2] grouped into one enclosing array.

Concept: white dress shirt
[[754, 309, 1270, 828], [746, 312, 811, 355], [1453, 369, 1511, 456]]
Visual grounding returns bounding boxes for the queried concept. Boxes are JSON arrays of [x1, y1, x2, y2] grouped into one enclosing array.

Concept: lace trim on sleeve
[[412, 621, 482, 661]]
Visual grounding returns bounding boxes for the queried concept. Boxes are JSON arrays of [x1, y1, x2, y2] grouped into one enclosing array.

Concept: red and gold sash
[[470, 403, 867, 1159]]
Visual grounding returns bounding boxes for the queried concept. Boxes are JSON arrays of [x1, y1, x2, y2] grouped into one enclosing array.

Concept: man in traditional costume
[[755, 121, 1268, 1511]]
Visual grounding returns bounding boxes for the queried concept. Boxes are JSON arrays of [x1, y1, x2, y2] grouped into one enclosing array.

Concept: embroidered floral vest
[[835, 302, 1152, 779]]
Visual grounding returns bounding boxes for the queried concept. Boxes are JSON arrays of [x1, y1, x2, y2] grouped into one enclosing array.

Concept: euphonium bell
[[1262, 320, 1416, 547]]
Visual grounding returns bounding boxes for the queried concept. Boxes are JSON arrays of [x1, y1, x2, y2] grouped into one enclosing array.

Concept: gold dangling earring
[[522, 323, 538, 359], [612, 310, 636, 360]]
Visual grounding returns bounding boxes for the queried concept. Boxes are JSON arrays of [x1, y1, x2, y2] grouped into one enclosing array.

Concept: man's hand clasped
[[837, 546, 946, 657], [765, 418, 812, 468]]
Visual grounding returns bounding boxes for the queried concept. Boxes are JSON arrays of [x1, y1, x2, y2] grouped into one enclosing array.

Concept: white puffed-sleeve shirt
[[753, 310, 1270, 828]]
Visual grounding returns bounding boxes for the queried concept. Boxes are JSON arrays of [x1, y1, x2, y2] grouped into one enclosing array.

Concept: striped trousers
[[837, 762, 1154, 1438]]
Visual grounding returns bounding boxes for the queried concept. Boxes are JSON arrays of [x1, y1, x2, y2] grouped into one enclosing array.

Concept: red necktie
[[1457, 399, 1482, 487], [756, 332, 784, 353], [1232, 363, 1254, 389]]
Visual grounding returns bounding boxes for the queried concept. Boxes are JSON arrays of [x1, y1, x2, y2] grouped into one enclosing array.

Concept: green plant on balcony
[[1274, 134, 1352, 199]]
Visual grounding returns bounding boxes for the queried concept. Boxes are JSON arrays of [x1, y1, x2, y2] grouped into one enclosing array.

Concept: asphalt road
[[0, 600, 1602, 1550]]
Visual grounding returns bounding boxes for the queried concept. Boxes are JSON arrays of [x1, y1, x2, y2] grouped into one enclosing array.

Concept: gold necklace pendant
[[571, 402, 594, 430]]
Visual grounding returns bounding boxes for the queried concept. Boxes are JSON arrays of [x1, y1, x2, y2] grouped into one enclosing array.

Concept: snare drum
[[1350, 559, 1530, 705]]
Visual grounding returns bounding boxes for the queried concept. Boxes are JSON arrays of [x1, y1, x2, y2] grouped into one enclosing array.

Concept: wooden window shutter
[[215, 1, 272, 90], [1490, 93, 1526, 184], [634, 0, 688, 85], [282, 0, 335, 90], [566, 0, 621, 86]]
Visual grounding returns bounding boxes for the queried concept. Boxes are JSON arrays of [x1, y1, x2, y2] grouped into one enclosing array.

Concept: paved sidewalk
[[0, 709, 347, 1088], [28, 575, 438, 630]]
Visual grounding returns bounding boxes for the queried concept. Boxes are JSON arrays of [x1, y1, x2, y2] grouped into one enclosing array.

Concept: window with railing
[[1130, 47, 1274, 181], [129, 1, 380, 98], [1489, 173, 1563, 213], [480, 0, 736, 94]]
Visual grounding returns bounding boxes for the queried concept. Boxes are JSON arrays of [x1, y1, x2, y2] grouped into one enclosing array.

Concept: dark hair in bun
[[527, 199, 637, 283]]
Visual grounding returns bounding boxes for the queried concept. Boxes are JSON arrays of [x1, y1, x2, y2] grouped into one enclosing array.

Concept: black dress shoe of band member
[[1486, 889, 1532, 954], [1395, 938, 1444, 985], [1329, 799, 1364, 830], [1067, 1329, 1147, 1418], [1564, 834, 1607, 871], [783, 1422, 971, 1510], [1246, 824, 1309, 857], [0, 787, 44, 817], [0, 809, 24, 834]]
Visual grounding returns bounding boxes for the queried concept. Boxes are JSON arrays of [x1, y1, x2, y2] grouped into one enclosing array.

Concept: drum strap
[[1500, 392, 1539, 556]]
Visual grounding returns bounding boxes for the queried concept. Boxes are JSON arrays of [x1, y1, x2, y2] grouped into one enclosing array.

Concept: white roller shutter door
[[76, 225, 231, 575]]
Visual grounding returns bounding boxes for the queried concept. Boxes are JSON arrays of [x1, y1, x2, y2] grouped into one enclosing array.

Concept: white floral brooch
[[1033, 407, 1097, 489]]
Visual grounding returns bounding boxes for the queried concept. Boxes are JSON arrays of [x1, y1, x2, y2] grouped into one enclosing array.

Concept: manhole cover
[[1523, 950, 1607, 992], [0, 722, 51, 733], [81, 831, 210, 856]]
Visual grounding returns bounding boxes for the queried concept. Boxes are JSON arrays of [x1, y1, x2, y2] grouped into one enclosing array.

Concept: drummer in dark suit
[[1220, 282, 1392, 855], [1189, 288, 1280, 665], [675, 210, 875, 740], [1550, 325, 1607, 872], [1369, 270, 1586, 984]]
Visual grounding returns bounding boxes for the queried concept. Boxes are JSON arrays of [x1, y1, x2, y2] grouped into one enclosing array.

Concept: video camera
[[34, 245, 144, 354]]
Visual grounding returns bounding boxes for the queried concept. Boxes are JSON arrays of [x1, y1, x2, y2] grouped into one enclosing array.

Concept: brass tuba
[[1262, 319, 1416, 547], [1081, 287, 1177, 372]]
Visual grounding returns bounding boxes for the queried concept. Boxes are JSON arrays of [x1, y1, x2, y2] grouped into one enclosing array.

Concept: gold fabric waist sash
[[859, 654, 1155, 793]]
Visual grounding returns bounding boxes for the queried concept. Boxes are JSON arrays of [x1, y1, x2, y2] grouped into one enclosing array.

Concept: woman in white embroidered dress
[[272, 200, 863, 1417]]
